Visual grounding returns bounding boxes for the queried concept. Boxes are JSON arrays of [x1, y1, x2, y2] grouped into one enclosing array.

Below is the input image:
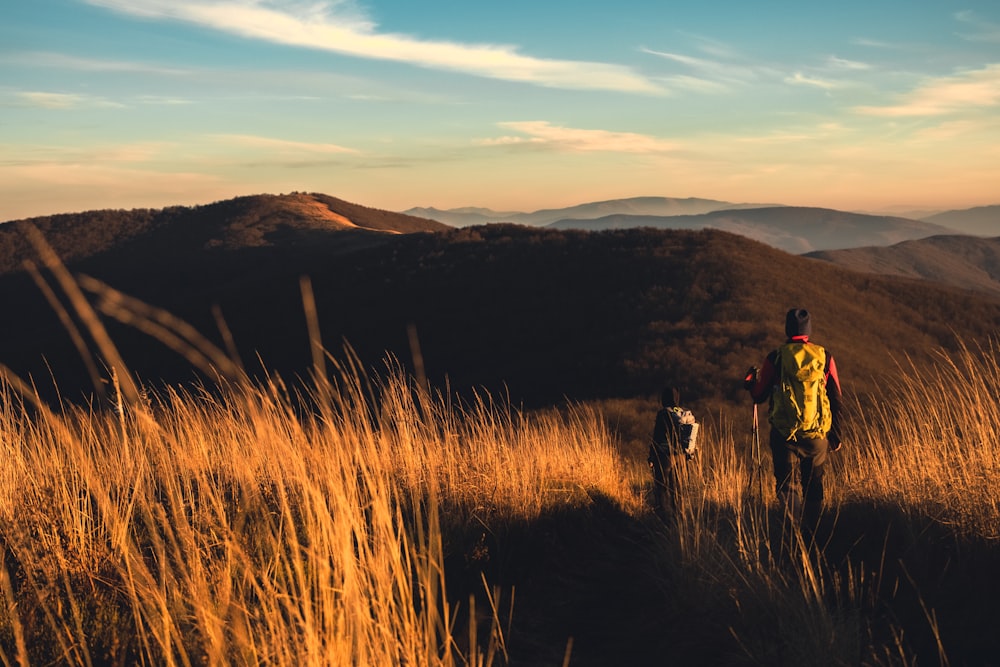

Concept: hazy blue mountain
[[547, 206, 958, 253], [805, 234, 1000, 297], [404, 196, 777, 227], [401, 206, 522, 227], [861, 206, 946, 220], [921, 205, 1000, 237]]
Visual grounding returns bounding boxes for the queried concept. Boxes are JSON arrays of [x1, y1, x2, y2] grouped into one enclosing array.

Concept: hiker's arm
[[747, 353, 777, 404], [649, 411, 667, 462], [651, 411, 669, 445], [826, 354, 844, 444]]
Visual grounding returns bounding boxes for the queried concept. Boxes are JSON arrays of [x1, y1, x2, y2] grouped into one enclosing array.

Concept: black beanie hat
[[661, 386, 681, 407], [785, 308, 812, 337]]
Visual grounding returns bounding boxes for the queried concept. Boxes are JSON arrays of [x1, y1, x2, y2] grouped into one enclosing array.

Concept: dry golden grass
[[2, 232, 997, 664], [648, 340, 1000, 665], [0, 356, 638, 666], [835, 342, 1000, 540], [2, 338, 998, 664]]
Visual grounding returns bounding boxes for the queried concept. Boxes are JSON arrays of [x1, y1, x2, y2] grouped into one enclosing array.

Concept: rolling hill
[[921, 204, 1000, 236], [2, 194, 1000, 420], [404, 196, 777, 227], [0, 192, 448, 275], [5, 193, 1000, 667], [547, 206, 956, 253], [805, 234, 1000, 297]]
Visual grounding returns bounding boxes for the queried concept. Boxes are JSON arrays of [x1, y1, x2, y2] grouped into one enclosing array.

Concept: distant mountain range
[[920, 205, 1000, 237], [404, 196, 779, 228], [405, 197, 997, 253], [546, 207, 954, 253], [3, 192, 1000, 415], [806, 235, 1000, 298]]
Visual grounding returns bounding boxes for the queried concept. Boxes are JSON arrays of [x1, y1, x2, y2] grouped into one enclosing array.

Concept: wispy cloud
[[782, 56, 870, 90], [643, 42, 861, 97], [14, 91, 123, 109], [644, 44, 865, 95], [136, 95, 194, 105], [16, 92, 85, 109], [96, 142, 176, 163], [784, 72, 839, 89], [641, 46, 779, 89], [661, 75, 729, 94], [856, 63, 1000, 116], [912, 118, 999, 141], [8, 89, 195, 109], [728, 122, 847, 146], [852, 37, 899, 49], [481, 121, 679, 153], [2, 51, 190, 75], [826, 56, 870, 71], [211, 134, 360, 154], [1, 141, 175, 166], [955, 10, 1000, 43], [81, 0, 663, 94]]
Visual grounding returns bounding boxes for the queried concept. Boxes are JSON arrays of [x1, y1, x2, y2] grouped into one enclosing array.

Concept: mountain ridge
[[2, 195, 1000, 417], [546, 206, 956, 253], [806, 234, 1000, 297], [406, 196, 1000, 253], [0, 192, 449, 276], [920, 204, 1000, 237], [404, 195, 781, 227]]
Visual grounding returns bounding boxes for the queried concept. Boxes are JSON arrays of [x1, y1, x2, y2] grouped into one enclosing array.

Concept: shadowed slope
[[0, 192, 449, 275], [3, 219, 999, 416], [806, 235, 1000, 297]]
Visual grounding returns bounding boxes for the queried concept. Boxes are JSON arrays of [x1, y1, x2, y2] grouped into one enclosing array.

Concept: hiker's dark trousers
[[649, 445, 684, 515], [769, 429, 829, 530]]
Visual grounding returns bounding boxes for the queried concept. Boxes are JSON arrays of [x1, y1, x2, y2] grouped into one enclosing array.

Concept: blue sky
[[2, 0, 999, 221]]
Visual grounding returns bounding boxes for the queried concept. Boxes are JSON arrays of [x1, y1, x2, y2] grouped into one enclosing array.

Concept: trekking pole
[[750, 400, 772, 556], [742, 366, 763, 501], [745, 402, 761, 496], [751, 402, 765, 502], [735, 397, 764, 562]]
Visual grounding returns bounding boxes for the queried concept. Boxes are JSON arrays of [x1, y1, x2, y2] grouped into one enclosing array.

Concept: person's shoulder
[[808, 340, 831, 355]]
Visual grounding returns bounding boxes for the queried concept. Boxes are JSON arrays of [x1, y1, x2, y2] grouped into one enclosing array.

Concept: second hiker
[[648, 386, 699, 519]]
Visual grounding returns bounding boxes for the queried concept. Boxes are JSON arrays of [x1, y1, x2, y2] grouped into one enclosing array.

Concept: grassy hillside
[[1, 342, 998, 665], [0, 192, 447, 275], [205, 224, 1000, 414], [3, 195, 1000, 664], [807, 234, 1000, 297], [3, 220, 1000, 429]]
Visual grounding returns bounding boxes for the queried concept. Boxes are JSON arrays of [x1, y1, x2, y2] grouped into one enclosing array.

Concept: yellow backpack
[[769, 342, 832, 440]]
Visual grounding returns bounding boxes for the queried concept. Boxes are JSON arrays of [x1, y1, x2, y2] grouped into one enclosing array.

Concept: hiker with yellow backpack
[[743, 308, 843, 537]]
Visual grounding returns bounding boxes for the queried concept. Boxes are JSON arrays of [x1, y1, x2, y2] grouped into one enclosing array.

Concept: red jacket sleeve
[[825, 354, 844, 439], [748, 350, 778, 404]]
